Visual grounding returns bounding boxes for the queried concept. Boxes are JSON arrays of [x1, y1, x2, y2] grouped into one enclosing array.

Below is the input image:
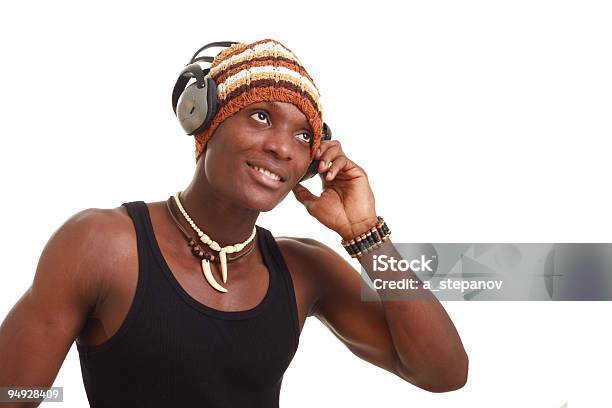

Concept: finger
[[316, 139, 340, 162], [318, 158, 333, 174], [318, 143, 343, 172], [325, 156, 348, 181], [292, 183, 319, 209], [316, 139, 337, 159]]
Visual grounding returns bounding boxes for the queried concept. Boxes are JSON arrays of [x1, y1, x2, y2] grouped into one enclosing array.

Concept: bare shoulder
[[274, 235, 338, 263], [274, 235, 355, 316], [38, 204, 137, 310], [70, 203, 137, 272], [275, 235, 351, 268], [54, 205, 135, 261]]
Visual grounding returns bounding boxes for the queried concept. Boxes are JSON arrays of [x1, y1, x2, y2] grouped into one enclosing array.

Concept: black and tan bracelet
[[341, 216, 391, 258]]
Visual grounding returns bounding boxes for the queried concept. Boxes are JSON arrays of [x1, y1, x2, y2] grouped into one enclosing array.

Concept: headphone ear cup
[[299, 159, 320, 183], [177, 76, 218, 135], [298, 122, 333, 182], [322, 122, 332, 141]]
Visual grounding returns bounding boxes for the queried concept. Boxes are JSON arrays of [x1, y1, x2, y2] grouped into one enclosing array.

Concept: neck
[[178, 178, 260, 248]]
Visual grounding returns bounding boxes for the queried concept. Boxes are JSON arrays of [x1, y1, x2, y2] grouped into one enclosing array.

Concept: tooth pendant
[[172, 191, 257, 294], [220, 250, 228, 283], [201, 258, 228, 293]]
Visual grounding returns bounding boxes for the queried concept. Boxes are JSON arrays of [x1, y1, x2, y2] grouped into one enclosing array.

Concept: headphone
[[172, 41, 332, 182]]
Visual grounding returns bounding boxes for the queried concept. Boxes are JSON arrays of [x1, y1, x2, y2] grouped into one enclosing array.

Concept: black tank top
[[76, 201, 301, 407]]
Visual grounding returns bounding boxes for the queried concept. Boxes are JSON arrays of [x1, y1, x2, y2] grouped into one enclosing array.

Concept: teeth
[[252, 165, 281, 181]]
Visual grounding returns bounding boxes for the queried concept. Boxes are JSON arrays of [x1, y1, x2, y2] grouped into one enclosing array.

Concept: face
[[199, 101, 314, 212]]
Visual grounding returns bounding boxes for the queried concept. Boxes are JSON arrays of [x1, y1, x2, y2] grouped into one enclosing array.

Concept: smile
[[246, 162, 286, 188]]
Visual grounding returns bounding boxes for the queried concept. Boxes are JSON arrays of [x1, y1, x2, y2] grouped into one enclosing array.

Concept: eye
[[250, 111, 269, 125], [296, 132, 312, 144]]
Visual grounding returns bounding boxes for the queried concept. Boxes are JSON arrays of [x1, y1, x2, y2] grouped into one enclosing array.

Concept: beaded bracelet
[[341, 216, 391, 258]]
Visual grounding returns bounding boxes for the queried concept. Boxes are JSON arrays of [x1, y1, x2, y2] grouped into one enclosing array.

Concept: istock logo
[[372, 254, 435, 273]]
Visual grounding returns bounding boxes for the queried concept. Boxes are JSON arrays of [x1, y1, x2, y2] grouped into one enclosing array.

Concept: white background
[[1, 1, 611, 407]]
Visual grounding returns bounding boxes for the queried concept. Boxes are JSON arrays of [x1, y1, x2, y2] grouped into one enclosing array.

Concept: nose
[[261, 126, 294, 160]]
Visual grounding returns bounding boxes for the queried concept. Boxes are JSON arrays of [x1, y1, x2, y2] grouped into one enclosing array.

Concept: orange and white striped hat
[[193, 38, 323, 162]]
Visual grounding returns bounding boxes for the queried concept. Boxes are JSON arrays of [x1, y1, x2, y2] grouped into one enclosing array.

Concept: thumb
[[292, 183, 318, 210]]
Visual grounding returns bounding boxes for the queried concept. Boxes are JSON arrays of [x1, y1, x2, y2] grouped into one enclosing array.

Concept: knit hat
[[193, 38, 324, 163]]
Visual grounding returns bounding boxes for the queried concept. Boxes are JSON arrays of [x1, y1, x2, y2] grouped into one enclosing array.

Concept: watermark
[[373, 254, 435, 272], [361, 243, 612, 301], [0, 386, 63, 402]]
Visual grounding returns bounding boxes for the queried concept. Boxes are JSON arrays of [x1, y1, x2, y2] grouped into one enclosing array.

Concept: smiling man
[[0, 38, 468, 407]]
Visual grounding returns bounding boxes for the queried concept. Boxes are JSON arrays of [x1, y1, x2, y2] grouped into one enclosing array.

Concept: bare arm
[[0, 209, 106, 406], [297, 237, 468, 393], [291, 137, 468, 393]]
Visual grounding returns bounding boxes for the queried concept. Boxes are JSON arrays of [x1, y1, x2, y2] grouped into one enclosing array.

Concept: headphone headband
[[189, 41, 240, 64], [171, 41, 238, 115], [191, 56, 214, 64]]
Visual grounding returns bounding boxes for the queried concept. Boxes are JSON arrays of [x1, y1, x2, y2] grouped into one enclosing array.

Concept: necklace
[[165, 198, 256, 264], [171, 191, 257, 293]]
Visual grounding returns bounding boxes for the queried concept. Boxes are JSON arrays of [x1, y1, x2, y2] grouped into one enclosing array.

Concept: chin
[[237, 187, 287, 212], [244, 197, 280, 212]]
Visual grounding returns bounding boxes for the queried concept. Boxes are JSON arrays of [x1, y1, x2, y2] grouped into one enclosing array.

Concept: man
[[0, 38, 468, 407]]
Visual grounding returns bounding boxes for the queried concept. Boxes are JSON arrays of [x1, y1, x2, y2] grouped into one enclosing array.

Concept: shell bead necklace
[[172, 191, 257, 293]]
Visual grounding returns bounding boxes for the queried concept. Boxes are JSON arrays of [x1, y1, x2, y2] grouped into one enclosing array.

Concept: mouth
[[246, 162, 286, 188]]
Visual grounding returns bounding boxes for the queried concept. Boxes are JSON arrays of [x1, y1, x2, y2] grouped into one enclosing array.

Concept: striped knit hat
[[193, 38, 323, 162]]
